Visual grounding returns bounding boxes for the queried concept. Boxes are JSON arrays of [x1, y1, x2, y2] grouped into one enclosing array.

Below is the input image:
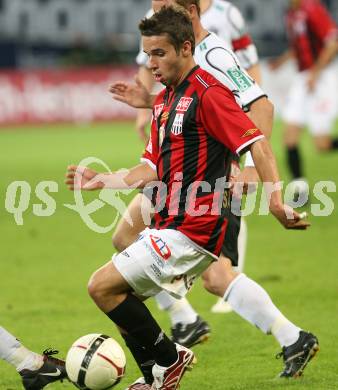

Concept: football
[[65, 334, 126, 389]]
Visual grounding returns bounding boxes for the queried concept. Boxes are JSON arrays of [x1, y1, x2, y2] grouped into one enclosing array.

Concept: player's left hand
[[230, 167, 259, 198], [272, 205, 310, 230]]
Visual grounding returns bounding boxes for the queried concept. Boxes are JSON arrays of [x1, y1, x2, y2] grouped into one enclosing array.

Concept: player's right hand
[[65, 165, 104, 191], [271, 204, 311, 230], [109, 75, 152, 109]]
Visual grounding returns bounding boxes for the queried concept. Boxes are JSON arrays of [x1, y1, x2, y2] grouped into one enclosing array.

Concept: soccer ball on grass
[[66, 333, 126, 389]]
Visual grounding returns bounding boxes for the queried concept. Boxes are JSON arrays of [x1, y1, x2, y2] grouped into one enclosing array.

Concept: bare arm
[[246, 63, 262, 85], [231, 97, 274, 195], [250, 138, 309, 229], [248, 97, 274, 139], [135, 66, 155, 144], [65, 163, 158, 191]]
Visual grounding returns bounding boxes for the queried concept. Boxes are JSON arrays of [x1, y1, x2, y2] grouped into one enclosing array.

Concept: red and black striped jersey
[[142, 66, 263, 256]]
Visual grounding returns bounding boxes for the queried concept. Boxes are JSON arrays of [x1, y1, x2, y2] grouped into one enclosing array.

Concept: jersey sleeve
[[228, 4, 259, 68], [200, 85, 264, 155], [307, 2, 338, 42], [205, 47, 266, 110]]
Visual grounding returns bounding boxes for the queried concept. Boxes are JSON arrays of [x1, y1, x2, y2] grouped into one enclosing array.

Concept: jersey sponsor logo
[[154, 104, 164, 120], [241, 128, 258, 138], [176, 97, 193, 112], [150, 234, 171, 260], [226, 67, 253, 92], [199, 42, 208, 51], [171, 113, 184, 135]]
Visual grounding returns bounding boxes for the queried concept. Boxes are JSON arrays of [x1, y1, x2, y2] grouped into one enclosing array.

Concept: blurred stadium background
[[0, 1, 337, 389]]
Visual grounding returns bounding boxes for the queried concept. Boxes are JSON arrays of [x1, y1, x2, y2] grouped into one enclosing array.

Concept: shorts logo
[[226, 67, 253, 92], [241, 128, 258, 138], [154, 104, 164, 120], [171, 113, 184, 135], [176, 97, 193, 112], [150, 235, 171, 260]]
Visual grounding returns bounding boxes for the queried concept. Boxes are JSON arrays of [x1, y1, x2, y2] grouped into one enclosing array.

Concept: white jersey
[[136, 0, 258, 70], [194, 32, 265, 110], [201, 0, 258, 69]]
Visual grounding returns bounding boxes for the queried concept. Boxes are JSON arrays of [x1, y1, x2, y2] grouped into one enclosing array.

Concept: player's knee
[[88, 272, 105, 304], [112, 231, 129, 252], [202, 270, 224, 297]]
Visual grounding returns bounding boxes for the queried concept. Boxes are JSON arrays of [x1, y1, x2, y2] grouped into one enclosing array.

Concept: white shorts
[[112, 228, 214, 299], [282, 64, 338, 136]]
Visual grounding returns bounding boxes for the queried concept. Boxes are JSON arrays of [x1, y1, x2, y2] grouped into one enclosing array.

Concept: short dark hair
[[139, 5, 195, 55], [175, 0, 201, 17]]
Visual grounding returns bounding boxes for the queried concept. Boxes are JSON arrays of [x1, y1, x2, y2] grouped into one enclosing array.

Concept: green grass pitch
[[0, 120, 337, 389]]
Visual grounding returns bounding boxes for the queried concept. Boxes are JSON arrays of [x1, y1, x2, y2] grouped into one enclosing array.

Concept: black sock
[[331, 138, 338, 149], [287, 146, 303, 179], [121, 333, 154, 384], [107, 294, 178, 367]]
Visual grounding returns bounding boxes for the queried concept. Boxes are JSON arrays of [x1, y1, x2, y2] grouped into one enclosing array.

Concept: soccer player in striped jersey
[[68, 7, 312, 388], [68, 6, 317, 389], [112, 0, 269, 346], [0, 326, 66, 389]]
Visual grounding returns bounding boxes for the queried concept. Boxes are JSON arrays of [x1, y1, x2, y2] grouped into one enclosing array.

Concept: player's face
[[143, 35, 189, 87], [152, 0, 169, 12]]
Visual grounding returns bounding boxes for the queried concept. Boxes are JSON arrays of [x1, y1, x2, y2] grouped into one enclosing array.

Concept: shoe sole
[[293, 341, 320, 378], [186, 331, 211, 348]]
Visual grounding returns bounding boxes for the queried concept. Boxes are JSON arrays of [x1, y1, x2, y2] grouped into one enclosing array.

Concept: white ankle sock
[[155, 292, 197, 326], [224, 275, 301, 346], [0, 326, 43, 371]]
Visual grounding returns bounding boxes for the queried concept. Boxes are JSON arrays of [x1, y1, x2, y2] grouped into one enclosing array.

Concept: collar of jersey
[[166, 65, 200, 94]]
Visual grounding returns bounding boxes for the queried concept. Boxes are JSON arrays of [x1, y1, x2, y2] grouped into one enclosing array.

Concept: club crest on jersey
[[176, 97, 193, 112], [171, 113, 184, 135], [150, 235, 171, 260], [154, 104, 164, 120]]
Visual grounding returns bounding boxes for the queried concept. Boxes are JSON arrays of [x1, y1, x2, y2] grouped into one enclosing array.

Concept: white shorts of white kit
[[282, 64, 338, 136], [112, 228, 215, 299]]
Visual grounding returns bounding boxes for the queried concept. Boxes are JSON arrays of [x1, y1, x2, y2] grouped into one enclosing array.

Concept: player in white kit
[[0, 325, 66, 389]]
